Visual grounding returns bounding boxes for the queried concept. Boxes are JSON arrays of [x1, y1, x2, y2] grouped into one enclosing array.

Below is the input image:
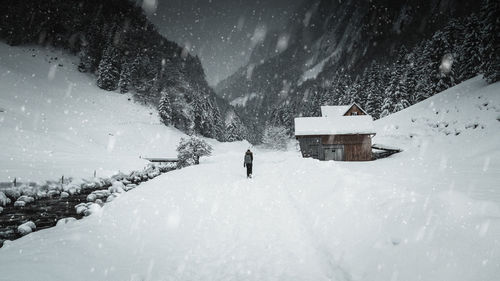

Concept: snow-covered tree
[[480, 0, 500, 83], [261, 125, 289, 150], [224, 111, 246, 142], [176, 136, 213, 167], [96, 43, 121, 91], [158, 89, 173, 125], [364, 62, 387, 118], [118, 62, 132, 94], [456, 14, 482, 81]]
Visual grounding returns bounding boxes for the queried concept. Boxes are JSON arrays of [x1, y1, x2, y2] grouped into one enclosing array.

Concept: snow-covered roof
[[320, 103, 369, 117], [294, 115, 376, 136], [320, 105, 351, 117]]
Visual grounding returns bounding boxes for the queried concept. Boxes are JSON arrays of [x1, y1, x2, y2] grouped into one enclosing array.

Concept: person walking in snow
[[243, 149, 253, 178]]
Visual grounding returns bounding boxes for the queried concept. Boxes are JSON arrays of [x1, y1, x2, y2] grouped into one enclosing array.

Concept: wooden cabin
[[294, 104, 375, 161]]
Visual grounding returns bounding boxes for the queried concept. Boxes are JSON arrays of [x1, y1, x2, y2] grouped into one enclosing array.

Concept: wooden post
[[13, 177, 16, 187], [61, 175, 64, 187], [93, 170, 96, 178]]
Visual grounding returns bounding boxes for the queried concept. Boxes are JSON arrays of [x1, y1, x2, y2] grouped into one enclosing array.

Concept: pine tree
[[158, 90, 173, 125], [224, 111, 246, 142], [381, 47, 411, 116], [337, 74, 353, 105], [78, 38, 93, 73], [96, 42, 121, 91], [365, 62, 389, 118], [457, 14, 482, 81], [480, 0, 500, 83], [118, 62, 132, 94]]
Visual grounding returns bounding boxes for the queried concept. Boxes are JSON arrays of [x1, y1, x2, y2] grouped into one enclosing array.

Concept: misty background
[[148, 0, 303, 86]]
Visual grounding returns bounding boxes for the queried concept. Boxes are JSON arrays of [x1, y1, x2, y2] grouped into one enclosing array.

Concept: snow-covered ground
[[0, 43, 185, 183], [0, 59, 499, 281]]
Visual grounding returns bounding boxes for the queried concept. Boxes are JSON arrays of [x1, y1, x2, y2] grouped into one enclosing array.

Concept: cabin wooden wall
[[297, 136, 321, 158], [297, 134, 372, 161], [344, 105, 366, 116]]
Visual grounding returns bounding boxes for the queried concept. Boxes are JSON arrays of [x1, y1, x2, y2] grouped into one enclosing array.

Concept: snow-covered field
[[0, 45, 499, 281], [0, 43, 185, 183]]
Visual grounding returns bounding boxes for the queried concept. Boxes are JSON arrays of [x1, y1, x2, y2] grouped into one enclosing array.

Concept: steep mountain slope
[[1, 78, 498, 280], [0, 0, 246, 141], [215, 0, 487, 142], [0, 43, 186, 182]]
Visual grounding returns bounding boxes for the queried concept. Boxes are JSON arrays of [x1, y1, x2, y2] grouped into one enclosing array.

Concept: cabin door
[[324, 145, 344, 161]]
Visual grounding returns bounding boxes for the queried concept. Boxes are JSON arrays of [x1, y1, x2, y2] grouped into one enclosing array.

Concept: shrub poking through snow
[[176, 136, 213, 168]]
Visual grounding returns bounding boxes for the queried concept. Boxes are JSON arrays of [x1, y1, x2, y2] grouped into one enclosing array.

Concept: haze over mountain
[[148, 0, 303, 86]]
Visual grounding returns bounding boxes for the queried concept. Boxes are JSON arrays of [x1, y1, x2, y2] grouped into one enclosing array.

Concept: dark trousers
[[246, 163, 253, 177]]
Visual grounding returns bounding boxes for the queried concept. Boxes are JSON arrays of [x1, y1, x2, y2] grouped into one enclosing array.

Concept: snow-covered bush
[[176, 136, 213, 168], [261, 125, 289, 151]]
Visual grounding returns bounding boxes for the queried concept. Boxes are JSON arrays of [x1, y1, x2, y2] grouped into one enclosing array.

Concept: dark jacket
[[244, 151, 253, 166]]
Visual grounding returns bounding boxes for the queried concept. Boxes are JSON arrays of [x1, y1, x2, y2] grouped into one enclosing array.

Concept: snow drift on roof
[[320, 106, 350, 117], [294, 115, 375, 136]]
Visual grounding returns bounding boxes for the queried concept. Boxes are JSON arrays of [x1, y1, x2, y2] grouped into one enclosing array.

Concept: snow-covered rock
[[75, 203, 87, 215], [86, 193, 97, 202], [17, 221, 36, 236], [47, 190, 60, 197], [90, 190, 110, 200], [60, 192, 69, 199], [123, 184, 137, 192], [36, 191, 48, 199], [106, 194, 118, 203], [13, 201, 26, 207], [17, 195, 35, 203], [0, 192, 11, 206], [108, 181, 125, 194], [56, 217, 76, 226], [67, 187, 78, 196], [148, 171, 160, 179], [83, 203, 101, 216], [75, 202, 103, 217]]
